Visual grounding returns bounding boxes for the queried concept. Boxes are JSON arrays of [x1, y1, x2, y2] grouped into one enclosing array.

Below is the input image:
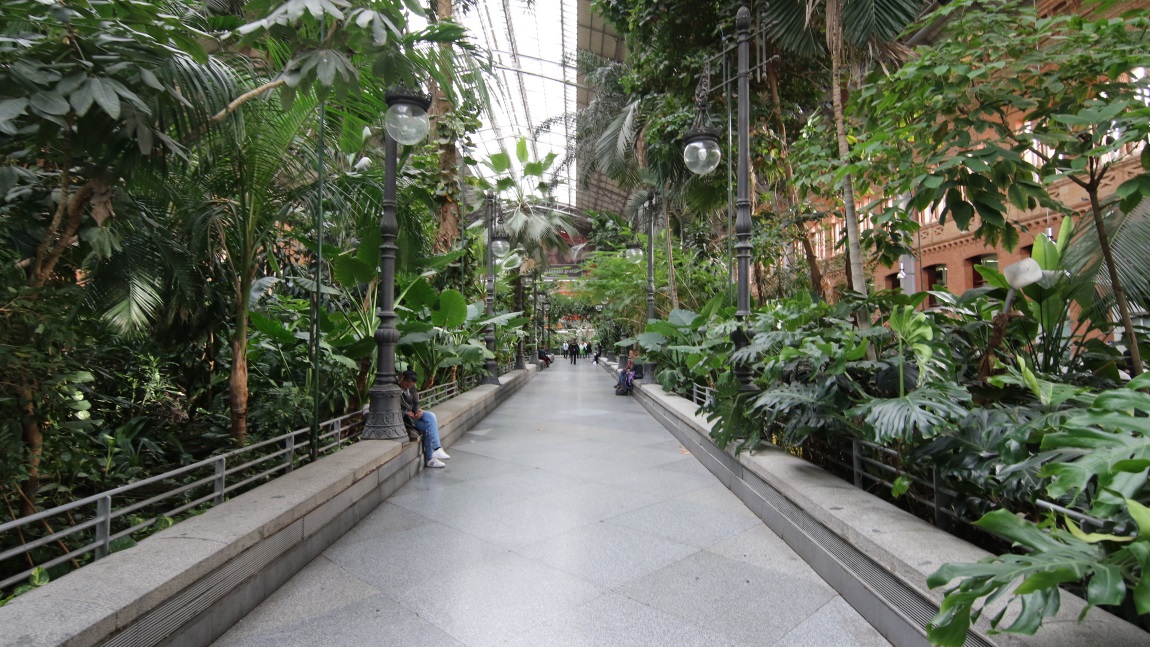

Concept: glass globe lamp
[[624, 242, 644, 264], [491, 235, 512, 258], [384, 89, 431, 146], [683, 130, 722, 175]]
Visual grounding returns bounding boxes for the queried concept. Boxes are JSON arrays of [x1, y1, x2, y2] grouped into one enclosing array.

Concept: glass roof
[[461, 0, 579, 207]]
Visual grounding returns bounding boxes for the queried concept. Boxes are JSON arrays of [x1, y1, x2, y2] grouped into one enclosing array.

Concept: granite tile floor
[[211, 361, 891, 647]]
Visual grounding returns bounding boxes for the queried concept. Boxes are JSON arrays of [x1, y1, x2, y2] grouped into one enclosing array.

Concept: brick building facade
[[808, 0, 1146, 311]]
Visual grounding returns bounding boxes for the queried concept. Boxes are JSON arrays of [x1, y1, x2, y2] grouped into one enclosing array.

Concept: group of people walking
[[562, 340, 593, 364]]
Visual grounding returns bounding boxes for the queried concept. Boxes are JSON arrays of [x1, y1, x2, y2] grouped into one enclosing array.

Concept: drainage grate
[[304, 493, 346, 539], [101, 478, 370, 647]]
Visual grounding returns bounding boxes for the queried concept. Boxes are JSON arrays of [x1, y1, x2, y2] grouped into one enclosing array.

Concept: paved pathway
[[212, 361, 890, 647]]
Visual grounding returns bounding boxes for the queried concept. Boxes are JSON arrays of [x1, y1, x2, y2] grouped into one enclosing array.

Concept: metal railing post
[[851, 439, 863, 489], [213, 457, 226, 505], [94, 496, 111, 560], [284, 434, 295, 473], [334, 419, 342, 450]]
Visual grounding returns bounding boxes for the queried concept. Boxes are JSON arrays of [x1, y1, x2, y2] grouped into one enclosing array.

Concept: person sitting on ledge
[[617, 358, 634, 388], [537, 348, 552, 367], [398, 370, 450, 468]]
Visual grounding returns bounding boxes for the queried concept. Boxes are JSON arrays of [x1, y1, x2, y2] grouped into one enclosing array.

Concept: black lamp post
[[364, 87, 431, 440], [542, 296, 551, 354], [530, 272, 540, 364], [685, 6, 757, 394], [644, 194, 656, 323], [483, 193, 511, 385], [514, 271, 528, 370]]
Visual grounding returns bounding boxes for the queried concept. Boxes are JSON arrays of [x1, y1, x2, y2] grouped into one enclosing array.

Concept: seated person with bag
[[537, 349, 552, 367], [398, 370, 451, 468], [615, 359, 635, 395]]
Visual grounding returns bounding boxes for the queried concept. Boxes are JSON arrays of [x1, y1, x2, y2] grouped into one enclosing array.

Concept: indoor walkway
[[211, 361, 890, 647]]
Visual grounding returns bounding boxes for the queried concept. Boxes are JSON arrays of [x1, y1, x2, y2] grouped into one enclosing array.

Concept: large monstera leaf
[[927, 374, 1150, 645], [1039, 376, 1150, 518]]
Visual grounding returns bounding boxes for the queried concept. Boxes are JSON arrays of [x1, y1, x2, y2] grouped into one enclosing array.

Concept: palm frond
[[593, 100, 644, 187], [765, 0, 824, 57], [842, 0, 925, 47], [101, 273, 164, 332], [1064, 197, 1150, 316]]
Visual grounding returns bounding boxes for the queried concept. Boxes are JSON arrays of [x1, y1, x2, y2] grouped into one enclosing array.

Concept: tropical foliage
[[4, 0, 1150, 643], [0, 0, 562, 594], [635, 217, 1148, 639]]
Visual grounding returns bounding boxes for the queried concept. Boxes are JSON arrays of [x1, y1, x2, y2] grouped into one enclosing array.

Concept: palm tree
[[0, 0, 236, 514], [168, 96, 321, 446], [535, 51, 635, 191], [766, 0, 928, 298], [1066, 198, 1150, 368]]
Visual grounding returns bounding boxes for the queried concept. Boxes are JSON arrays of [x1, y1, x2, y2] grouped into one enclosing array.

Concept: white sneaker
[[426, 458, 446, 468], [432, 448, 450, 460]]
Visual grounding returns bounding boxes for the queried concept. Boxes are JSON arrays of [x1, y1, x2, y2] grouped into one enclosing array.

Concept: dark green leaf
[[432, 289, 467, 328], [331, 256, 375, 287], [30, 92, 69, 115], [1085, 564, 1126, 607], [89, 77, 120, 120], [249, 311, 298, 346]]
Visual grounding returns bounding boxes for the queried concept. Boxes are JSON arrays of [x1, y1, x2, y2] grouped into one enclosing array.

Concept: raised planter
[[0, 366, 535, 647], [596, 359, 1145, 647]]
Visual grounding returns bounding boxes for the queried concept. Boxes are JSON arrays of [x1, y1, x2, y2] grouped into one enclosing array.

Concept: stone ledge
[[0, 366, 535, 647], [601, 362, 1145, 647]]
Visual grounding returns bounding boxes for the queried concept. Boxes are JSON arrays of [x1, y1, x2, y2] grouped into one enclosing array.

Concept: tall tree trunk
[[229, 273, 252, 446], [30, 180, 98, 289], [827, 0, 873, 355], [229, 333, 249, 447], [827, 0, 867, 298], [799, 234, 824, 298], [664, 187, 679, 311], [1088, 189, 1143, 375], [430, 0, 461, 254], [18, 386, 41, 516], [766, 61, 824, 299]]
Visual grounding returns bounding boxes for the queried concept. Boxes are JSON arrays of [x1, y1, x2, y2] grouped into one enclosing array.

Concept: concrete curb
[[596, 360, 1145, 647], [0, 366, 535, 647]]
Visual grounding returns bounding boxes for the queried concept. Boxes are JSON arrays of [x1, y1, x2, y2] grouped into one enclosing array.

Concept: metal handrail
[[0, 382, 460, 590], [691, 383, 716, 407], [497, 358, 514, 376], [417, 381, 457, 408]]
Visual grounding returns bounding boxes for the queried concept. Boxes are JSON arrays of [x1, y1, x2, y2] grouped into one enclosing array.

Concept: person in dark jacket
[[398, 370, 450, 468]]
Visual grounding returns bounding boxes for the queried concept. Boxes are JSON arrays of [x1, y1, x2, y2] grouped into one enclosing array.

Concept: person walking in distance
[[570, 340, 578, 365], [398, 370, 450, 468]]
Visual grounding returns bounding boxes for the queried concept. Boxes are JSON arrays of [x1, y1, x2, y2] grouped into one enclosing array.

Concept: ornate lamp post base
[[362, 381, 407, 439]]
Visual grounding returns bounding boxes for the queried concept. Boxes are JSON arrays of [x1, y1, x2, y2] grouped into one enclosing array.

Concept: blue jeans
[[412, 411, 441, 460]]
